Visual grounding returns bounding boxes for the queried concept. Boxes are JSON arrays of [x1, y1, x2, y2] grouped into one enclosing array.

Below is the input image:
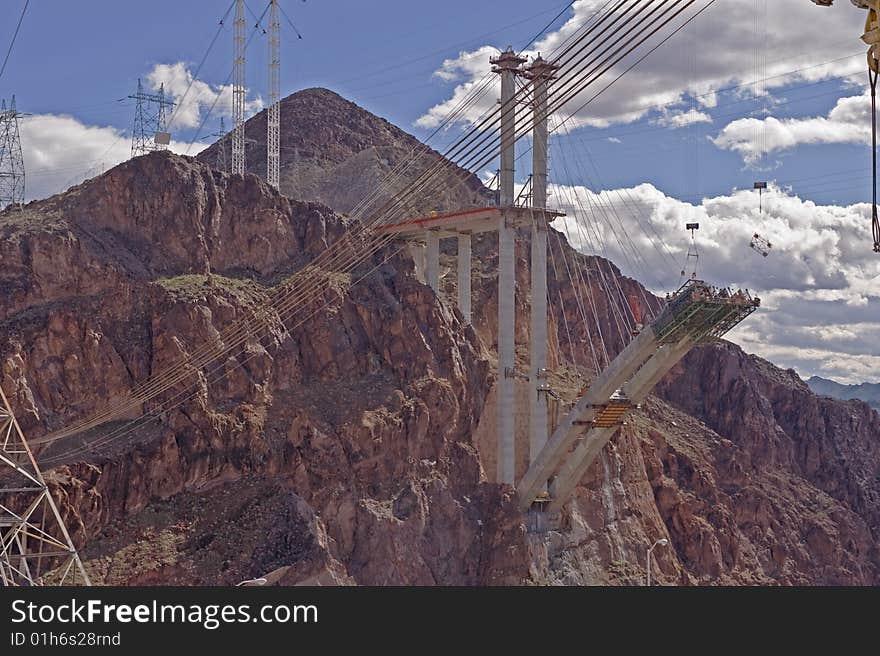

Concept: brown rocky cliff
[[1, 106, 877, 584], [1, 151, 523, 584]]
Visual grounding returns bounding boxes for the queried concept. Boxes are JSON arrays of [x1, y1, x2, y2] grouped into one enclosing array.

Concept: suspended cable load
[[681, 222, 700, 280], [813, 0, 880, 251], [750, 232, 772, 257], [754, 181, 768, 214]]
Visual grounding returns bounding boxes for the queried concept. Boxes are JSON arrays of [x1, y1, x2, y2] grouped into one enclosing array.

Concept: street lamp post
[[646, 538, 669, 587]]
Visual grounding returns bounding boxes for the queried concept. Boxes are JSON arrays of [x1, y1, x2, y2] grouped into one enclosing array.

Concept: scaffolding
[[653, 280, 760, 344]]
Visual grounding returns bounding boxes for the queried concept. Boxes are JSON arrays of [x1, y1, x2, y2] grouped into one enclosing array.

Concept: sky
[[1, 0, 878, 384]]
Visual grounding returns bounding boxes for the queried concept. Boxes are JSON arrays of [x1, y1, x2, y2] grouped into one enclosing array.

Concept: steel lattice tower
[[0, 386, 90, 586], [0, 96, 26, 210], [232, 0, 246, 175], [214, 117, 228, 173], [129, 79, 174, 158], [267, 0, 281, 190]]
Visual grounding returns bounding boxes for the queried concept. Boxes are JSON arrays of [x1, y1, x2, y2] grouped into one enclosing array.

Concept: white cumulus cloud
[[712, 91, 870, 163], [20, 114, 208, 202], [547, 180, 880, 384], [655, 108, 712, 129], [146, 62, 263, 130], [416, 0, 866, 132]]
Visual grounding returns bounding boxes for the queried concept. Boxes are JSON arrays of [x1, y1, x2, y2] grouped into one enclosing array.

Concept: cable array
[[38, 0, 718, 466]]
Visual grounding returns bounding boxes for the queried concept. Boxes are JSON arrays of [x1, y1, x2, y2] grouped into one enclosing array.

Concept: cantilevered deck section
[[374, 205, 564, 238], [518, 279, 759, 513]]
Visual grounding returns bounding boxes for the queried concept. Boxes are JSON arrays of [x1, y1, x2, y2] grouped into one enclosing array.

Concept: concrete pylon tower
[[0, 386, 90, 586], [232, 0, 246, 175], [524, 55, 559, 470], [267, 0, 281, 190], [490, 46, 526, 486], [0, 96, 26, 210]]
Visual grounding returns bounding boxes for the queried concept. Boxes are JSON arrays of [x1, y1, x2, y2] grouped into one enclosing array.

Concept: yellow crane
[[812, 0, 880, 251]]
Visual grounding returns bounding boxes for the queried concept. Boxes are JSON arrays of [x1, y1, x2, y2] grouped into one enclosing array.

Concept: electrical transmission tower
[[128, 79, 174, 158], [267, 0, 281, 190], [232, 0, 246, 175], [0, 386, 90, 586], [211, 117, 229, 173], [0, 96, 26, 210]]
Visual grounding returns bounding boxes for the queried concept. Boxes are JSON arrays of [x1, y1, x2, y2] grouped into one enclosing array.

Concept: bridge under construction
[[376, 47, 759, 521], [0, 0, 765, 585]]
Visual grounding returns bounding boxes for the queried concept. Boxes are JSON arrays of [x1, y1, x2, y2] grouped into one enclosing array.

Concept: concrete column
[[409, 241, 426, 285], [497, 221, 515, 485], [529, 56, 554, 211], [529, 225, 548, 464], [425, 230, 440, 294], [492, 47, 524, 485], [527, 56, 555, 468], [457, 233, 472, 324]]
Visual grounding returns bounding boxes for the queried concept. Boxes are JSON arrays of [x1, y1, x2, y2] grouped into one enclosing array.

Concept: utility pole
[[129, 79, 174, 158], [0, 96, 26, 210], [267, 0, 281, 190], [524, 55, 558, 471], [232, 0, 246, 175], [491, 46, 526, 486], [0, 386, 90, 586]]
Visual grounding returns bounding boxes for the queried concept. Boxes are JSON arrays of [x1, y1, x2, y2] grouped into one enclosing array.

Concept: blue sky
[[0, 1, 871, 204], [1, 0, 878, 384]]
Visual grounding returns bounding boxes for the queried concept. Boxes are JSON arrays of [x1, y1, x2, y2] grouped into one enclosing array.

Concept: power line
[[0, 0, 29, 80], [278, 2, 304, 40], [165, 0, 236, 131]]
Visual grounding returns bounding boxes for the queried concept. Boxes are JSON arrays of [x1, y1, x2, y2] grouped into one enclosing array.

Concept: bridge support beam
[[517, 327, 658, 510], [457, 233, 472, 324], [425, 230, 440, 294], [493, 47, 525, 485], [546, 339, 693, 513]]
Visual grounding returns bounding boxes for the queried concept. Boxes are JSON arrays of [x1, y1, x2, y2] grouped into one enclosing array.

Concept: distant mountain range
[[807, 376, 880, 411]]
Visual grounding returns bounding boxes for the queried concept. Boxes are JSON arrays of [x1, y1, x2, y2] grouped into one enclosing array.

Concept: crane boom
[[813, 0, 880, 251], [810, 1, 879, 69]]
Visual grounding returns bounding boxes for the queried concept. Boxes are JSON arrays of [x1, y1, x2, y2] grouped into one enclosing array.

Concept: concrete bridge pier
[[492, 46, 526, 485]]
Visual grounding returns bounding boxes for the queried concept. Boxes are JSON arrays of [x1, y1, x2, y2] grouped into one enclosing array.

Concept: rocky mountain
[[196, 88, 491, 217], [808, 376, 880, 412], [1, 92, 878, 585]]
